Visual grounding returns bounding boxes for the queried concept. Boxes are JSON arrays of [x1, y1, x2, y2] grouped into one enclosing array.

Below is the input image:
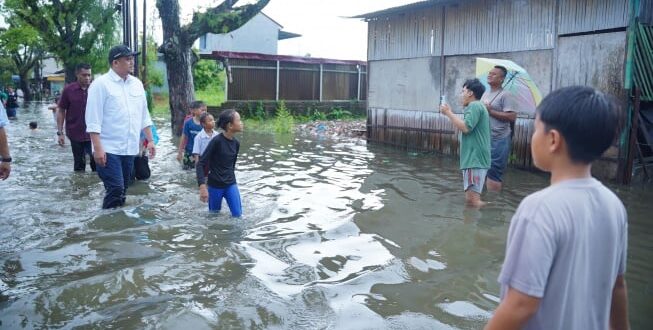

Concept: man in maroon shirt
[[57, 63, 96, 172]]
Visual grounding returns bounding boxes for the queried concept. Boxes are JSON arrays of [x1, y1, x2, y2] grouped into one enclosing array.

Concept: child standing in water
[[192, 112, 216, 163], [177, 101, 206, 170], [196, 109, 243, 217], [485, 86, 628, 329]]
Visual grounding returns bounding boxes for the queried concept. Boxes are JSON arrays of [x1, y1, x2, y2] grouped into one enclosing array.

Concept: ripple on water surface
[[0, 103, 651, 329]]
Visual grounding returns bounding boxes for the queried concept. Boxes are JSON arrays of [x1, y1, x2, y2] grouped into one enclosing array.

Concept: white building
[[198, 13, 299, 55]]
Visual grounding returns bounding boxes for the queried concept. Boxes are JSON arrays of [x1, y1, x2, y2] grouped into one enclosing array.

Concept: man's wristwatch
[[56, 131, 63, 136], [1, 156, 12, 163]]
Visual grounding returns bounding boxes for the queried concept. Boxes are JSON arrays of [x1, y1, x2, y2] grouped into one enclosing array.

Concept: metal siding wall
[[279, 68, 320, 100], [558, 0, 629, 35], [229, 67, 276, 100], [555, 31, 627, 99], [443, 0, 555, 55], [443, 49, 553, 115], [368, 57, 441, 112], [368, 7, 443, 61]]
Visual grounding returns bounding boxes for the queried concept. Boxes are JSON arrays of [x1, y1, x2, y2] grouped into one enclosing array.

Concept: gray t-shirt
[[498, 178, 627, 330], [481, 89, 514, 139]]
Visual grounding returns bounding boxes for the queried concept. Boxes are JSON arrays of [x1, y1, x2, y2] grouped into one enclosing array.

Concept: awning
[[46, 75, 65, 82]]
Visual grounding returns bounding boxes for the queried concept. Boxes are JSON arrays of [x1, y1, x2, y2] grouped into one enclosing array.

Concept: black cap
[[108, 45, 140, 63]]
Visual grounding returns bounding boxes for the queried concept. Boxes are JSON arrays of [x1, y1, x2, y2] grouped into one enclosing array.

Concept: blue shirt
[[183, 118, 202, 154]]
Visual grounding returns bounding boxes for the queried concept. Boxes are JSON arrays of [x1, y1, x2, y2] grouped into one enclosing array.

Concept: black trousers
[[70, 140, 96, 172]]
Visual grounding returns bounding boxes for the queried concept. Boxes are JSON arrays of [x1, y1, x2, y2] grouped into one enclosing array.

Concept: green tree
[[5, 0, 119, 83], [0, 57, 15, 87], [0, 24, 44, 101], [143, 36, 164, 88], [193, 59, 222, 91], [156, 0, 270, 136]]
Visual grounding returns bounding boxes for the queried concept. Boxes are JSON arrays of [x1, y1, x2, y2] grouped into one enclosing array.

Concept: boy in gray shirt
[[486, 86, 628, 329]]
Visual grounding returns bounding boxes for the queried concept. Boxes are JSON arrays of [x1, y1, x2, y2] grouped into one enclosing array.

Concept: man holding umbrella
[[482, 65, 516, 192]]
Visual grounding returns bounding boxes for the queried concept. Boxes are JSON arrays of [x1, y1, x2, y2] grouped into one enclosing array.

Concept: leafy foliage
[[4, 0, 119, 82], [193, 59, 222, 91], [155, 0, 270, 135], [273, 100, 294, 133], [327, 107, 352, 120], [0, 21, 45, 100], [144, 36, 164, 88], [254, 101, 266, 120], [308, 108, 327, 121]]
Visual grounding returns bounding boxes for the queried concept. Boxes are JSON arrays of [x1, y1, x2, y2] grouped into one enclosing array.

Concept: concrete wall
[[200, 14, 279, 55], [555, 31, 627, 99], [368, 57, 442, 112], [443, 49, 553, 115]]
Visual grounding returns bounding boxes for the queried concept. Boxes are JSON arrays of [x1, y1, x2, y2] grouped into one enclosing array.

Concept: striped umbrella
[[476, 57, 542, 116]]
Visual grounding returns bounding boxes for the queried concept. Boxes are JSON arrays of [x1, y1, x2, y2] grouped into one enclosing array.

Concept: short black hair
[[537, 86, 620, 164], [494, 65, 508, 78], [29, 121, 37, 129], [190, 100, 206, 110], [75, 63, 91, 73], [463, 78, 485, 100], [199, 112, 213, 126], [217, 109, 237, 131]]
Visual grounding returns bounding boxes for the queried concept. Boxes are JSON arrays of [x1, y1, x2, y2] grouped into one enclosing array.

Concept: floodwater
[[0, 103, 651, 329]]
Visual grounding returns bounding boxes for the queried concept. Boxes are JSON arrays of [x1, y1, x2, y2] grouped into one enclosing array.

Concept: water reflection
[[0, 103, 651, 329]]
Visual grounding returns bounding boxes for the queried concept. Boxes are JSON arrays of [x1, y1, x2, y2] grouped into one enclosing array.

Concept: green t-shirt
[[460, 100, 491, 170]]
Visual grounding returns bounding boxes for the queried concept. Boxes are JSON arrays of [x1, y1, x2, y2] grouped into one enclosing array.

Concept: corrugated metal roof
[[352, 0, 461, 20], [202, 51, 367, 66]]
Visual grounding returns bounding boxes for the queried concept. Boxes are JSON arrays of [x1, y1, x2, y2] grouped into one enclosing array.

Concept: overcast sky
[[145, 0, 418, 60]]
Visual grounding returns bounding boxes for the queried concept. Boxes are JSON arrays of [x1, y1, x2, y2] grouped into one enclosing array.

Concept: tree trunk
[[65, 65, 76, 84], [163, 46, 194, 135], [157, 0, 194, 136], [18, 72, 32, 102], [156, 0, 269, 135]]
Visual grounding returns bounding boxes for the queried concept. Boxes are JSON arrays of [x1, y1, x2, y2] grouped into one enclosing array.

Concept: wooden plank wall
[[368, 108, 536, 169]]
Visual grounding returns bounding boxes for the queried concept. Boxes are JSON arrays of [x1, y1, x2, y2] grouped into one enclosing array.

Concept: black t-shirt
[[6, 92, 18, 108], [196, 133, 239, 188]]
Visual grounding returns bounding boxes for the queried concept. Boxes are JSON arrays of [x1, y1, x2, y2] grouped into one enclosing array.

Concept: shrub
[[274, 100, 294, 133], [327, 107, 352, 120]]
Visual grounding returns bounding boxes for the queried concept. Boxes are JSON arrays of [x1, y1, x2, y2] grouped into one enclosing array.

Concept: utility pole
[[133, 0, 139, 77], [121, 0, 141, 78], [142, 0, 148, 86]]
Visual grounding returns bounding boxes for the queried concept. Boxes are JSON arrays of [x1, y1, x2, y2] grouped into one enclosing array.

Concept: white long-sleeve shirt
[[0, 102, 8, 128], [85, 69, 152, 156]]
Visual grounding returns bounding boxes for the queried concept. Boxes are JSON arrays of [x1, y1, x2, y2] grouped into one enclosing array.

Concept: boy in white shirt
[[192, 112, 216, 163]]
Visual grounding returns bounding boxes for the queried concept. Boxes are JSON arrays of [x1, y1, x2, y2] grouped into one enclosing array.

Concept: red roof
[[203, 51, 366, 66]]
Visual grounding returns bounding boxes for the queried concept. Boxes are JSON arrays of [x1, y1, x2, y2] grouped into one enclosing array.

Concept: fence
[[201, 51, 367, 102]]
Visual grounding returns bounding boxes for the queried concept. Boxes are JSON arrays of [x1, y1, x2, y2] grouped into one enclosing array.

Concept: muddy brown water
[[0, 103, 651, 329]]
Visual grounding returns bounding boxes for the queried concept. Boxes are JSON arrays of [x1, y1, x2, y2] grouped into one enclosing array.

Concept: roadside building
[[355, 0, 653, 182]]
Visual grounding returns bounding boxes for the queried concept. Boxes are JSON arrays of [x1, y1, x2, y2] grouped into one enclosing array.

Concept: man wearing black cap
[[85, 45, 156, 208]]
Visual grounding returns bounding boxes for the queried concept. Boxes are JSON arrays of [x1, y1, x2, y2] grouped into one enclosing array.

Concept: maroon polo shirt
[[58, 81, 90, 142]]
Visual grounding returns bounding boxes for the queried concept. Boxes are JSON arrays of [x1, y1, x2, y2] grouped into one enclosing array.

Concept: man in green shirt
[[440, 78, 491, 207]]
